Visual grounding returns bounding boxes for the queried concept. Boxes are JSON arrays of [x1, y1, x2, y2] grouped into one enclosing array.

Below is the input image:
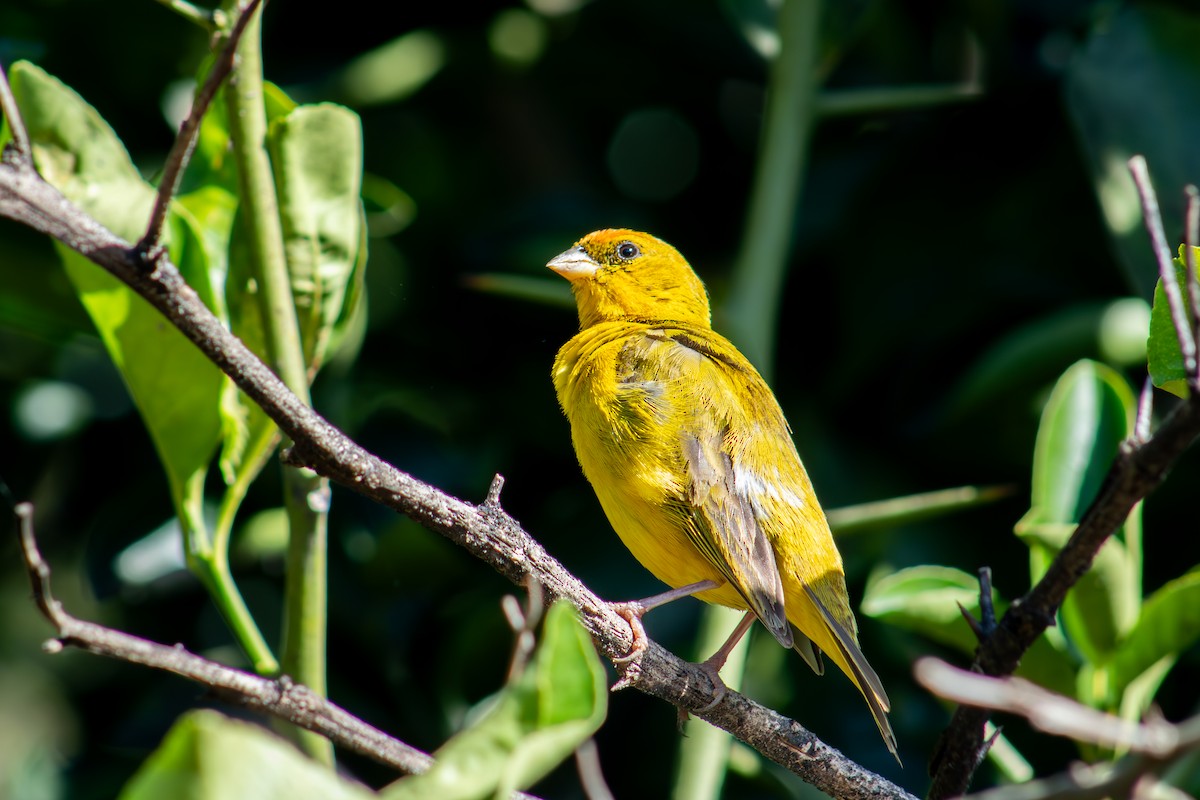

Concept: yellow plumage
[[549, 229, 897, 758]]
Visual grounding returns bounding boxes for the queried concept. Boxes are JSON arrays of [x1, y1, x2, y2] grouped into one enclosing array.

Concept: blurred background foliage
[[2, 0, 1200, 797]]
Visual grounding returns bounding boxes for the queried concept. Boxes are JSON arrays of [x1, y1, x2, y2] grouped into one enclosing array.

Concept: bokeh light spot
[[524, 0, 587, 17], [606, 108, 700, 202], [338, 30, 445, 107], [489, 9, 548, 67], [14, 381, 92, 441]]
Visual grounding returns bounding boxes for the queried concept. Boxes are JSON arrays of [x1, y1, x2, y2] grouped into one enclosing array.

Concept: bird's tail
[[804, 586, 900, 763]]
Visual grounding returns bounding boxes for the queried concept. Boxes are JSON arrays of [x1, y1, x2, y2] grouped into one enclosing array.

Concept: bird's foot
[[676, 657, 729, 728], [608, 601, 649, 690], [693, 656, 729, 714]]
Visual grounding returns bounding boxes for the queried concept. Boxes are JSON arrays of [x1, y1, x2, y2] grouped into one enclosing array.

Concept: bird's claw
[[693, 658, 729, 714], [608, 601, 649, 690]]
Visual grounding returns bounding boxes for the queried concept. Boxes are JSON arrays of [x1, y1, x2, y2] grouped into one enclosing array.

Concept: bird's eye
[[616, 242, 640, 261]]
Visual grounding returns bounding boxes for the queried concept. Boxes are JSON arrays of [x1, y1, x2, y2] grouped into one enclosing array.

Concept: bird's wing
[[679, 428, 793, 648], [805, 585, 898, 759], [628, 327, 795, 649]]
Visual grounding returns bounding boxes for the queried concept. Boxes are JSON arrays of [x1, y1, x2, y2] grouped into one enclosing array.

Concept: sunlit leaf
[[1147, 246, 1199, 399], [384, 601, 607, 800], [267, 102, 365, 372], [862, 564, 1078, 698], [861, 566, 989, 656], [1102, 570, 1200, 706], [119, 710, 372, 800], [7, 60, 224, 535], [1017, 360, 1140, 665]]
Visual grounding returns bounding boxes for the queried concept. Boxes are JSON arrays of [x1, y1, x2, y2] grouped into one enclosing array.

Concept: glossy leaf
[[118, 710, 372, 800], [7, 61, 224, 535], [863, 565, 1078, 698], [267, 103, 366, 371], [1147, 246, 1199, 399], [384, 601, 607, 800], [861, 566, 988, 655], [1102, 570, 1200, 706], [1016, 360, 1140, 665]]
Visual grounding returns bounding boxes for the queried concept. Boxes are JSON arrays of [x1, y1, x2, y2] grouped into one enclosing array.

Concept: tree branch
[[137, 0, 263, 255], [918, 658, 1200, 800], [0, 131, 915, 799], [12, 501, 433, 776], [926, 169, 1200, 797]]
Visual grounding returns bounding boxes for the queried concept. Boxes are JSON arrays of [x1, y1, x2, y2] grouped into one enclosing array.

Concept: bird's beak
[[547, 246, 597, 281]]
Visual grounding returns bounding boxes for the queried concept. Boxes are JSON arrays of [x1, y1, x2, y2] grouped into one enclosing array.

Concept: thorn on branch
[[484, 473, 506, 509], [958, 602, 984, 642], [960, 566, 997, 642], [977, 725, 1001, 771]]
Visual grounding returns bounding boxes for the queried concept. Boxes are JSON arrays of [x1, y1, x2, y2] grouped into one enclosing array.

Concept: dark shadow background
[[2, 0, 1199, 797]]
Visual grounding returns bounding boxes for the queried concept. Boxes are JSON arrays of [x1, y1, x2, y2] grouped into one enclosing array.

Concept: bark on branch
[[13, 502, 435, 776]]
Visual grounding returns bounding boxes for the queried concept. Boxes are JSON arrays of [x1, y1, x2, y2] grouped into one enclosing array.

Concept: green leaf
[[1147, 246, 1199, 399], [266, 102, 366, 372], [1018, 360, 1140, 665], [1066, 4, 1200, 297], [118, 710, 372, 800], [862, 566, 1078, 697], [861, 566, 989, 655], [8, 61, 224, 535], [826, 484, 1013, 536], [184, 68, 297, 197], [384, 601, 607, 800], [1101, 570, 1200, 707]]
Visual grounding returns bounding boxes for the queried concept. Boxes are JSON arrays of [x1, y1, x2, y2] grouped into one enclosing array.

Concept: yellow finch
[[549, 229, 896, 758]]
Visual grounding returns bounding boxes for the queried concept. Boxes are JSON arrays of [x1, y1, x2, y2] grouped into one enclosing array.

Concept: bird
[[548, 228, 897, 759]]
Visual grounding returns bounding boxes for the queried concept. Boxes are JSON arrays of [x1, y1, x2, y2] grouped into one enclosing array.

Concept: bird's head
[[548, 229, 711, 330]]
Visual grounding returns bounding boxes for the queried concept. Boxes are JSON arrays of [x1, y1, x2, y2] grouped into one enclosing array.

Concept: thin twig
[[574, 739, 616, 800], [13, 502, 433, 775], [918, 659, 1200, 800], [503, 576, 544, 682], [0, 60, 33, 162], [137, 0, 263, 259], [917, 659, 1177, 755], [1136, 376, 1154, 444], [152, 0, 221, 30], [1129, 156, 1197, 376]]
